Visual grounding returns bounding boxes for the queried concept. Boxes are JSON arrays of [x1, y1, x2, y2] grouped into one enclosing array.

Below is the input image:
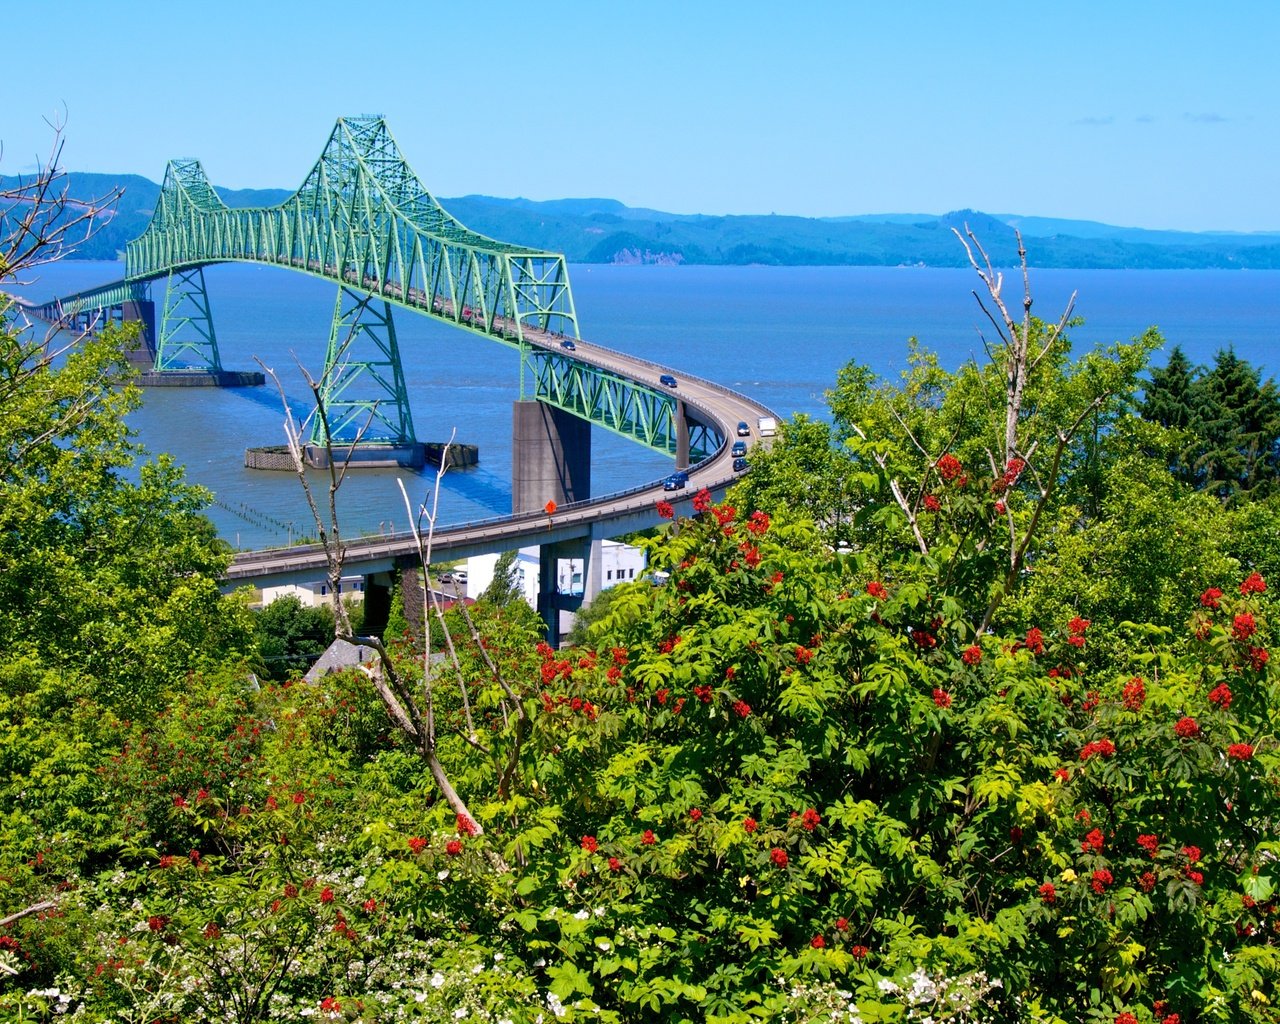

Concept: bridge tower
[[308, 286, 418, 458], [156, 265, 223, 372]]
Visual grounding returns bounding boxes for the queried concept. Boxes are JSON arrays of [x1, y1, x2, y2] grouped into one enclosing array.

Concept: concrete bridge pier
[[361, 572, 394, 637], [535, 536, 605, 646], [512, 398, 595, 645], [120, 299, 158, 367], [511, 400, 591, 513]]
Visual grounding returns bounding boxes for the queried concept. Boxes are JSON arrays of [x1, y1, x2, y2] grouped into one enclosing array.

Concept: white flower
[[573, 910, 589, 921], [593, 907, 606, 917], [454, 1008, 467, 1019], [493, 952, 504, 962], [416, 991, 428, 1002], [430, 972, 446, 988], [352, 874, 366, 889], [438, 869, 450, 880]]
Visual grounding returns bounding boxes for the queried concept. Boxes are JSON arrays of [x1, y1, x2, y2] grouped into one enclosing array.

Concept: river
[[8, 261, 1277, 548]]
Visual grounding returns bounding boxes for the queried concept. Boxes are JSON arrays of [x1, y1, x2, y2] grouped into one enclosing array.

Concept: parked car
[[731, 440, 748, 458], [659, 374, 677, 388], [733, 458, 749, 472], [662, 470, 689, 491], [737, 421, 750, 437], [560, 339, 576, 350]]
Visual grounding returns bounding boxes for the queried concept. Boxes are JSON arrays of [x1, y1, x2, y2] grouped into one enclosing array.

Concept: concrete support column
[[675, 399, 690, 471], [120, 299, 158, 367], [512, 400, 591, 514], [583, 536, 604, 607], [536, 539, 589, 646], [362, 573, 393, 638]]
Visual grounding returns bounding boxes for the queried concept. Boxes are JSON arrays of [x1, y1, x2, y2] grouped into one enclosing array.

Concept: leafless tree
[[2, 115, 122, 282], [259, 353, 517, 869], [953, 227, 1116, 632]]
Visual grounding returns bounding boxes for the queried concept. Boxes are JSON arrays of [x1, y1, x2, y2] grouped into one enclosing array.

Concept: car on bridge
[[737, 420, 751, 436], [733, 458, 749, 473], [560, 339, 576, 351], [659, 374, 677, 388], [662, 470, 689, 491], [731, 440, 748, 458]]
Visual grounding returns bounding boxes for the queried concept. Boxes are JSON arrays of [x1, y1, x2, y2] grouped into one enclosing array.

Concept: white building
[[260, 576, 366, 608], [463, 540, 647, 609]]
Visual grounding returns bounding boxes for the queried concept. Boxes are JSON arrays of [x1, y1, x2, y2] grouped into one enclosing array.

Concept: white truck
[[757, 416, 777, 437]]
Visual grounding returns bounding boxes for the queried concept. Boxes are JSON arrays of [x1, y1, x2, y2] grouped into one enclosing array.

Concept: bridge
[[19, 116, 778, 641]]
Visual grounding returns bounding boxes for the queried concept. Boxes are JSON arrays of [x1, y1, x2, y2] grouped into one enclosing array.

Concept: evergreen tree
[[1142, 345, 1199, 430], [1141, 344, 1201, 484], [478, 550, 524, 607], [1195, 347, 1280, 501]]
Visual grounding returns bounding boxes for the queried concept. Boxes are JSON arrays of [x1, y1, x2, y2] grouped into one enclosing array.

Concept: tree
[[1195, 347, 1280, 500], [253, 596, 335, 681], [479, 550, 524, 607], [1, 121, 122, 279], [0, 127, 253, 944], [731, 413, 873, 549], [1141, 346, 1280, 500]]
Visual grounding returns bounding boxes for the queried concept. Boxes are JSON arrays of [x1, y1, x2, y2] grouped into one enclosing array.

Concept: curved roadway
[[225, 330, 778, 590]]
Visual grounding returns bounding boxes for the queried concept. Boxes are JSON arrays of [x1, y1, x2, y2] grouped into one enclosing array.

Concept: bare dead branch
[[2, 119, 123, 282], [0, 900, 56, 928]]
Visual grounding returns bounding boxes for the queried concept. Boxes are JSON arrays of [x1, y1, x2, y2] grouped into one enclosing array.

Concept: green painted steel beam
[[523, 348, 719, 460], [310, 287, 415, 446], [156, 266, 222, 371]]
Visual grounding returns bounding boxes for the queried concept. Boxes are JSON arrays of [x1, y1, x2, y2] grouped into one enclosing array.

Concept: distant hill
[[39, 172, 1280, 270]]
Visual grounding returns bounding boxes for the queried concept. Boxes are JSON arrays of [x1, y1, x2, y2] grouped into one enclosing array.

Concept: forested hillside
[[36, 171, 1280, 268]]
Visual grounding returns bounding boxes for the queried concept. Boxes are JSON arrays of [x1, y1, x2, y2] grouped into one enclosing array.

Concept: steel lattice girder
[[22, 117, 720, 461], [157, 266, 222, 371], [524, 349, 720, 459], [124, 117, 579, 345], [310, 287, 415, 446], [18, 279, 148, 332]]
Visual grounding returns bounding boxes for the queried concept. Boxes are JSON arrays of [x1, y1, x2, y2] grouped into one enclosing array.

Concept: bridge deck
[[226, 349, 775, 589]]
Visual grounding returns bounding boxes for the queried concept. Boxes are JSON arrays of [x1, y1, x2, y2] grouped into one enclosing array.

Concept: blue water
[[8, 261, 1278, 548]]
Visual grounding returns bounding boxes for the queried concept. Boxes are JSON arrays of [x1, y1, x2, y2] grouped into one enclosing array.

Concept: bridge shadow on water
[[220, 384, 518, 524], [435, 467, 514, 525], [226, 381, 317, 417]]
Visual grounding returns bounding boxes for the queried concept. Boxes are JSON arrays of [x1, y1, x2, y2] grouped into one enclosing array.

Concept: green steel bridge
[[23, 116, 720, 460]]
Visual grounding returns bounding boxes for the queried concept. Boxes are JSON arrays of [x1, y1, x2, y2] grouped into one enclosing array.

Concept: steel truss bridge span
[[21, 116, 720, 459], [15, 114, 783, 637]]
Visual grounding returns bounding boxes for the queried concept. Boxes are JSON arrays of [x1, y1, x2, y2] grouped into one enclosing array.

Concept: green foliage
[[1143, 345, 1280, 501], [254, 596, 335, 681], [479, 550, 524, 607], [3, 241, 1278, 1023], [0, 314, 253, 709]]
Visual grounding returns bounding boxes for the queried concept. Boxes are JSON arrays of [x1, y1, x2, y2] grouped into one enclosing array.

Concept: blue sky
[[5, 1, 1277, 231]]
